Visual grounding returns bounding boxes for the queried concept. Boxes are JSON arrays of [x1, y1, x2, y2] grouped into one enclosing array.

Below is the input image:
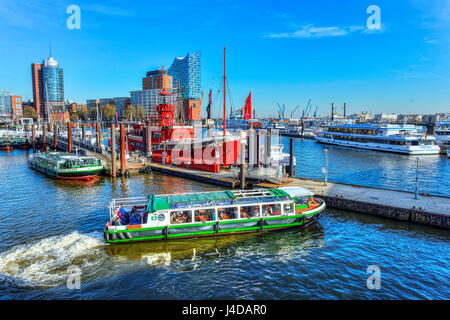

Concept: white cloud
[[264, 24, 382, 39]]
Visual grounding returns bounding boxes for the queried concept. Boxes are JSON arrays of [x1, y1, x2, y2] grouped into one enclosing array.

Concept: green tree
[[23, 106, 37, 119], [70, 111, 78, 122], [100, 104, 116, 121], [123, 104, 136, 121]]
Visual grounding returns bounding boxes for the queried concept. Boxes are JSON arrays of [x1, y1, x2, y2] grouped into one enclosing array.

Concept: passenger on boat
[[128, 206, 142, 225]]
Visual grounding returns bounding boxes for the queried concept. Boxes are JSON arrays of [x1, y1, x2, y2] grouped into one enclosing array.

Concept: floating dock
[[264, 178, 450, 229]]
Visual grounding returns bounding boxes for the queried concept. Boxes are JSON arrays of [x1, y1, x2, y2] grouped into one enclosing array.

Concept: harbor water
[[0, 148, 449, 299]]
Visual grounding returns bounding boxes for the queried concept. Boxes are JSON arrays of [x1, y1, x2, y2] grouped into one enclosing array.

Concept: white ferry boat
[[104, 187, 325, 244], [434, 121, 450, 151], [315, 123, 440, 154]]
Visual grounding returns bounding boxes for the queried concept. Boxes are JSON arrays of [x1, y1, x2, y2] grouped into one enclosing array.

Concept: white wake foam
[[0, 231, 106, 288]]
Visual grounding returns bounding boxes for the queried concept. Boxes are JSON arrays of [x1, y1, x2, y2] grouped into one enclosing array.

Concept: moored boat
[[104, 187, 326, 244], [315, 123, 441, 154], [28, 152, 104, 180]]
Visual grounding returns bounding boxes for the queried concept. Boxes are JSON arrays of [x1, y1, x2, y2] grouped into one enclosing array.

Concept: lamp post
[[322, 149, 329, 186]]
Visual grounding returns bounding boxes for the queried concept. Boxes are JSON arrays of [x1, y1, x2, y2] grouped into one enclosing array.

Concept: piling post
[[53, 124, 58, 151], [42, 125, 46, 152], [289, 138, 295, 177], [48, 122, 51, 133], [240, 141, 246, 189], [111, 124, 116, 177], [67, 122, 72, 153], [82, 124, 86, 142], [96, 122, 101, 149], [31, 125, 36, 153], [256, 130, 260, 167], [148, 127, 152, 158], [264, 131, 271, 167], [248, 129, 255, 166], [120, 123, 126, 176]]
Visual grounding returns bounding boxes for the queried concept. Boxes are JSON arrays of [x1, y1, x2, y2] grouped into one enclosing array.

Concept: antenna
[[49, 42, 52, 57]]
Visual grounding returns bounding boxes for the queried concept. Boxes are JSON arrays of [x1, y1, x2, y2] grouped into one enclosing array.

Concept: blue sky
[[0, 0, 449, 117]]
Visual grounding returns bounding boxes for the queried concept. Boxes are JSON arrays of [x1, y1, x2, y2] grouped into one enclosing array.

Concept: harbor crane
[[290, 105, 300, 119], [277, 103, 286, 120], [301, 99, 311, 119], [313, 106, 318, 118]]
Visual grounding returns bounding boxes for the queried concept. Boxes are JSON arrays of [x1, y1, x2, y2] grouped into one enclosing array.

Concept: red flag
[[244, 91, 252, 120]]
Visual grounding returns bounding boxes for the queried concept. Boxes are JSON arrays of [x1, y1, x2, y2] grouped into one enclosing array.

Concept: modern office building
[[130, 88, 177, 120], [142, 69, 172, 90], [10, 95, 23, 119], [168, 51, 201, 121], [113, 97, 131, 120], [0, 90, 23, 120], [31, 55, 64, 120]]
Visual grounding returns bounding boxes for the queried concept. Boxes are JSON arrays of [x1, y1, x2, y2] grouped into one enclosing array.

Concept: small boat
[[10, 138, 29, 150], [28, 152, 104, 180], [447, 150, 450, 158], [0, 140, 12, 151], [104, 187, 326, 244]]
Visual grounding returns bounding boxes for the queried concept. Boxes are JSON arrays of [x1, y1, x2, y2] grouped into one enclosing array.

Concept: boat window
[[283, 203, 294, 215], [158, 214, 165, 222], [194, 208, 215, 222], [170, 210, 192, 224], [240, 205, 260, 218], [218, 207, 238, 220], [262, 204, 281, 216], [295, 197, 309, 205]]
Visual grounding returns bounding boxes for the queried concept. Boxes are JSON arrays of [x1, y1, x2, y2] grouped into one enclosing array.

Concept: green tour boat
[[28, 152, 104, 180], [104, 187, 326, 244]]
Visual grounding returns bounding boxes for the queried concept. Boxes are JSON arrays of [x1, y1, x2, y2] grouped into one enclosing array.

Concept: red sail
[[244, 91, 252, 120]]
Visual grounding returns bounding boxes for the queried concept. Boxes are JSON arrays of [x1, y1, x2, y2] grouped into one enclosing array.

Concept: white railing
[[109, 196, 148, 222]]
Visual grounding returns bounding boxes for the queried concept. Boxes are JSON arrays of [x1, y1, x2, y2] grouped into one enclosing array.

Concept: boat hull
[[104, 200, 326, 244], [29, 160, 103, 180]]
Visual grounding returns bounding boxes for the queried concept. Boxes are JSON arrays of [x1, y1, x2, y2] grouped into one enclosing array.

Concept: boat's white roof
[[279, 187, 314, 197]]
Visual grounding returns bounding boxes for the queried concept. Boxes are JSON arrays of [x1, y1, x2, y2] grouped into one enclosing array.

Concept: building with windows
[[0, 90, 23, 120], [130, 88, 177, 120], [142, 69, 172, 90], [31, 55, 64, 120], [168, 51, 201, 121]]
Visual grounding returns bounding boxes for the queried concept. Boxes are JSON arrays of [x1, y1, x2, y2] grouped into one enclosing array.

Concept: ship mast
[[223, 47, 227, 137]]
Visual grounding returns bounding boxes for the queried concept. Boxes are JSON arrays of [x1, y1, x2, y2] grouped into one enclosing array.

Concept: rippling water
[[0, 149, 449, 299]]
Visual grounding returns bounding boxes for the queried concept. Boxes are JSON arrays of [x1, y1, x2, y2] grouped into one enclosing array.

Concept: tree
[[88, 107, 97, 121], [123, 104, 136, 121], [78, 109, 88, 121], [136, 105, 145, 118], [100, 104, 116, 121], [70, 111, 78, 122], [23, 106, 37, 119]]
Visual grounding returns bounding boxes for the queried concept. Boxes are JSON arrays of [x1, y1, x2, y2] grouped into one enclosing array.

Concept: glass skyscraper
[[42, 56, 64, 105], [32, 55, 64, 120], [168, 51, 201, 100]]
